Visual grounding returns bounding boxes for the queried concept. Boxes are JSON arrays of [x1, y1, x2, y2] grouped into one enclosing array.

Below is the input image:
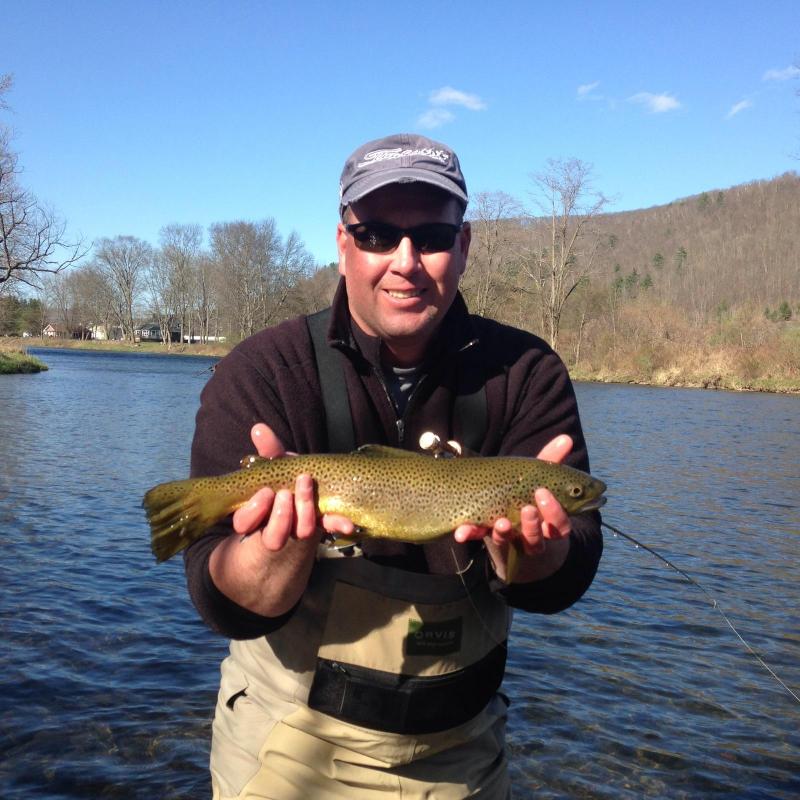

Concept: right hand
[[231, 423, 354, 551]]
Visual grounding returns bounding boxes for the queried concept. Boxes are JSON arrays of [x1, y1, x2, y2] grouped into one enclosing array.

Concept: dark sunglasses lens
[[412, 224, 458, 252], [351, 224, 400, 252], [349, 223, 460, 253]]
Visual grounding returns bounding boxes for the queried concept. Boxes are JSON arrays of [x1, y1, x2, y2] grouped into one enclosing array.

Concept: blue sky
[[3, 0, 799, 266]]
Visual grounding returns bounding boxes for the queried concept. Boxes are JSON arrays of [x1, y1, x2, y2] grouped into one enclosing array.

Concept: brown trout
[[143, 445, 606, 564]]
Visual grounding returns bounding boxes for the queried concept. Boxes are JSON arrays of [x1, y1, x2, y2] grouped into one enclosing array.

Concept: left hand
[[453, 434, 573, 556]]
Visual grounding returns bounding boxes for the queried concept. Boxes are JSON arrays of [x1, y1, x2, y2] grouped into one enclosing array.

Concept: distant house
[[42, 323, 68, 338], [90, 323, 124, 341], [134, 322, 181, 343]]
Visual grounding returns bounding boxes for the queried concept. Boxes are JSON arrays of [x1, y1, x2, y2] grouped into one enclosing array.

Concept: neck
[[381, 338, 427, 368]]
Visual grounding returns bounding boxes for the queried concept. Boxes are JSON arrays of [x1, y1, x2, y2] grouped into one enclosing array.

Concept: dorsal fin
[[353, 445, 420, 458]]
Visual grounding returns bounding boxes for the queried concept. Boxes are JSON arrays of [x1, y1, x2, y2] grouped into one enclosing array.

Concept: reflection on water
[[0, 352, 798, 799]]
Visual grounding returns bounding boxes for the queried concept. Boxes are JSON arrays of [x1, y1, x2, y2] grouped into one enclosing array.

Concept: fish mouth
[[580, 496, 607, 512]]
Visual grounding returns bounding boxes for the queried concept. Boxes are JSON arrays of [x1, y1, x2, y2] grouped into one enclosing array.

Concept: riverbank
[[4, 335, 799, 393], [0, 342, 49, 374], [569, 334, 800, 394], [3, 336, 229, 359]]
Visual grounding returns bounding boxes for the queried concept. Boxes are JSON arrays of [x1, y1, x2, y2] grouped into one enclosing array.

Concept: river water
[[0, 348, 798, 799]]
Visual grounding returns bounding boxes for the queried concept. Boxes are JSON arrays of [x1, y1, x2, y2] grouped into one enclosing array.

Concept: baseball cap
[[339, 133, 468, 217]]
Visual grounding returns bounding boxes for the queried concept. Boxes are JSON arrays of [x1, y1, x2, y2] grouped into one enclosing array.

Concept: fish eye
[[569, 485, 584, 498]]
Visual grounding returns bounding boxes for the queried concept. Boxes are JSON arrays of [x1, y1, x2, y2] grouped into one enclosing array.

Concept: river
[[0, 348, 798, 798]]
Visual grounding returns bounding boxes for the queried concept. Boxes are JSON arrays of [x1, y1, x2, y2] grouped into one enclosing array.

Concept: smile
[[386, 289, 424, 299]]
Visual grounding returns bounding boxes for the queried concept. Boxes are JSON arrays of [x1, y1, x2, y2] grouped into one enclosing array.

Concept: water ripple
[[1, 356, 799, 798]]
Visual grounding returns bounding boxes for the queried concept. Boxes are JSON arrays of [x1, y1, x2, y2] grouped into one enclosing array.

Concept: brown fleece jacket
[[184, 281, 602, 639]]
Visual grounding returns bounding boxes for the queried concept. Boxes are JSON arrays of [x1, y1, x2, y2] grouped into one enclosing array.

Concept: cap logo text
[[358, 147, 450, 169]]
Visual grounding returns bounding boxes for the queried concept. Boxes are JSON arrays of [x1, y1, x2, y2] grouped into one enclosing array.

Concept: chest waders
[[210, 309, 511, 800]]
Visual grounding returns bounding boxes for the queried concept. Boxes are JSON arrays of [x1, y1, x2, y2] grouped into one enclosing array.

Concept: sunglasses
[[345, 221, 463, 254]]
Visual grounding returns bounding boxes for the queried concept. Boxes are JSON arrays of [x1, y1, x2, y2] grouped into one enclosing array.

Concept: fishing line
[[451, 546, 508, 652], [602, 521, 800, 706]]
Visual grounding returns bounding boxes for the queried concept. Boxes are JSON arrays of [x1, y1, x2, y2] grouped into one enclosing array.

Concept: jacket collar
[[326, 278, 479, 368]]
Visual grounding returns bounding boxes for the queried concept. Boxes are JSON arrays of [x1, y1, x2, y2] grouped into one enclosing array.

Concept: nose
[[390, 234, 422, 275]]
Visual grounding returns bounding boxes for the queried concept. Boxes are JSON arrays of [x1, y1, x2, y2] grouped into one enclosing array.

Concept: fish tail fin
[[142, 477, 238, 562]]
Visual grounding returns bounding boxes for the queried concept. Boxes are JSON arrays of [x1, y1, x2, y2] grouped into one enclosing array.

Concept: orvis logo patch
[[405, 618, 463, 656]]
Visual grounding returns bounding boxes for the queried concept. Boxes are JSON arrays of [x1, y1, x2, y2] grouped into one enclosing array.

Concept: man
[[185, 133, 603, 799]]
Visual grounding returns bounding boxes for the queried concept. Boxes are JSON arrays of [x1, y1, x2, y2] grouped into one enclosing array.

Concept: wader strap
[[308, 644, 507, 735], [307, 308, 355, 453], [453, 379, 487, 454], [306, 308, 488, 453]]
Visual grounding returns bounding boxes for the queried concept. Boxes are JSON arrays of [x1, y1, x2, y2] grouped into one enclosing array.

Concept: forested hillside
[[596, 172, 799, 318], [458, 171, 799, 391]]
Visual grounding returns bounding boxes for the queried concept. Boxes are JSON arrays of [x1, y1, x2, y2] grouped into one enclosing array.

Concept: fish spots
[[145, 447, 606, 560]]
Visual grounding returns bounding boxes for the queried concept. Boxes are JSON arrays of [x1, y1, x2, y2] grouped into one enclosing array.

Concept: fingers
[[454, 489, 571, 558], [232, 472, 322, 551], [262, 488, 295, 550], [536, 434, 573, 464], [321, 514, 356, 536], [293, 473, 318, 540], [453, 523, 489, 543], [534, 488, 571, 538], [251, 423, 286, 458], [233, 487, 276, 535]]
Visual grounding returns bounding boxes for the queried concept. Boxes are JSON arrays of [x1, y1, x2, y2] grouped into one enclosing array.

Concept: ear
[[336, 223, 348, 276]]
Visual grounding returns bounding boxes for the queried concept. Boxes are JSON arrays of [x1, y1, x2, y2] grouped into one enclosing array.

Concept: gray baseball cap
[[339, 133, 468, 217]]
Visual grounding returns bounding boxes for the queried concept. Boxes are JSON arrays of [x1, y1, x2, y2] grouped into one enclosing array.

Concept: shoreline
[[13, 336, 228, 358], [3, 337, 798, 393]]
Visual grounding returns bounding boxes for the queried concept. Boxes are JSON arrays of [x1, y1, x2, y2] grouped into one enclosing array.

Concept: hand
[[231, 423, 354, 551], [453, 434, 573, 557]]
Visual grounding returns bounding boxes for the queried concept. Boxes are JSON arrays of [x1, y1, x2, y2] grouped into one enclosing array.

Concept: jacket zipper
[[369, 336, 481, 447]]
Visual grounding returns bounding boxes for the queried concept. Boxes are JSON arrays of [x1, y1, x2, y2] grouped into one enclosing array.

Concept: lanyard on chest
[[306, 307, 488, 453]]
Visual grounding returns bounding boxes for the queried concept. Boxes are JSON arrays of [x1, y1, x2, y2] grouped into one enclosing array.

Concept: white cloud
[[428, 86, 487, 111], [725, 99, 752, 119], [577, 81, 600, 98], [762, 65, 800, 82], [416, 108, 456, 129], [629, 92, 682, 113]]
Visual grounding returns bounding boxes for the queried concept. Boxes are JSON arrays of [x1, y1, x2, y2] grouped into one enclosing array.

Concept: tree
[[0, 75, 85, 294], [461, 191, 521, 318], [93, 236, 153, 343], [70, 264, 117, 339], [209, 219, 313, 341], [159, 223, 203, 343], [524, 158, 610, 350]]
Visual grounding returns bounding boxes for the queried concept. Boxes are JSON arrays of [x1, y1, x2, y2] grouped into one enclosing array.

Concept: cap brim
[[341, 167, 468, 209]]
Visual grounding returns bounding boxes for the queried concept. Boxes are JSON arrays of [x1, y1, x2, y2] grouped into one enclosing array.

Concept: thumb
[[536, 434, 573, 464], [251, 423, 286, 458]]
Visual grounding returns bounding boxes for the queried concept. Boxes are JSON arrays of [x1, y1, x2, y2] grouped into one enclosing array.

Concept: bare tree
[[0, 77, 85, 294], [159, 223, 203, 343], [461, 191, 522, 318], [194, 253, 217, 343], [70, 264, 117, 339], [93, 236, 153, 343], [209, 219, 312, 341], [524, 158, 609, 351], [144, 250, 178, 348], [41, 271, 80, 336]]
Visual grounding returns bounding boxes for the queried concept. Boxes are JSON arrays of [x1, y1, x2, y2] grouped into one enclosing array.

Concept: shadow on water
[[1, 357, 798, 798]]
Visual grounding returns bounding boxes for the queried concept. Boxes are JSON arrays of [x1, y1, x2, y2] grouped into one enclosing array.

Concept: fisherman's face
[[336, 183, 470, 366]]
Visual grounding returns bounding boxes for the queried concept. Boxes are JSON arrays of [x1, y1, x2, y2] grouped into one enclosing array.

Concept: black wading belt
[[306, 307, 487, 453]]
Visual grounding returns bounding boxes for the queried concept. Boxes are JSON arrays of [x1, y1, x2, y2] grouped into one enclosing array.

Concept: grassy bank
[[3, 336, 229, 358], [4, 328, 799, 393], [569, 327, 800, 394], [0, 344, 49, 374]]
